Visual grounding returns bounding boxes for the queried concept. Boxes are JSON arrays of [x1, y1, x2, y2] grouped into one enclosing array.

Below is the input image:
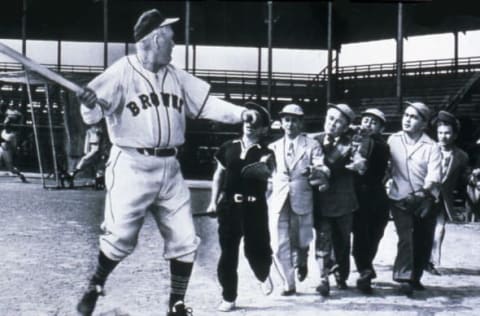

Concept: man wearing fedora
[[351, 108, 390, 294], [427, 111, 469, 275], [312, 103, 361, 297], [75, 8, 262, 316], [268, 103, 325, 296], [387, 101, 442, 295]]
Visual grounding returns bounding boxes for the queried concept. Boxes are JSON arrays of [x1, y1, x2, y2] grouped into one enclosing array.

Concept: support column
[[185, 1, 191, 71], [103, 0, 108, 69], [326, 1, 333, 105], [57, 40, 62, 71], [396, 2, 404, 112], [454, 31, 459, 73], [22, 0, 27, 55], [267, 1, 273, 113], [192, 44, 196, 75], [257, 46, 262, 101]]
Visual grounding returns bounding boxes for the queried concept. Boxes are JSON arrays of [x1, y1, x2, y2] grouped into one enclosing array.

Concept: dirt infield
[[1, 176, 479, 316]]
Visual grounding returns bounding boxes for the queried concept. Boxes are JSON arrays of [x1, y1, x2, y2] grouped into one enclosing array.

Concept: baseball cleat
[[76, 284, 104, 316], [167, 301, 193, 316]]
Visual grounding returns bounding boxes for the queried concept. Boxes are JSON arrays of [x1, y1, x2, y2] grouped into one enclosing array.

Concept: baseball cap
[[405, 101, 431, 122], [244, 102, 271, 127], [361, 108, 386, 125], [328, 103, 356, 124], [279, 104, 304, 117], [134, 9, 180, 42], [434, 110, 460, 132]]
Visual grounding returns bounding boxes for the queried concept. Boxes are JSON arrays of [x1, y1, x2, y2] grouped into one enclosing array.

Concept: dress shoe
[[296, 265, 308, 282], [411, 280, 426, 291], [399, 282, 413, 296], [425, 262, 441, 276], [316, 278, 330, 297], [356, 276, 372, 294], [280, 288, 296, 296]]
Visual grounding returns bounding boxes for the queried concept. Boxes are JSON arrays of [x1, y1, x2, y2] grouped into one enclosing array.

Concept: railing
[[335, 56, 480, 79]]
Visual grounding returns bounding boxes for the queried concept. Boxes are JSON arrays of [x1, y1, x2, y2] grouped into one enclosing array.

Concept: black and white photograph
[[0, 0, 479, 315]]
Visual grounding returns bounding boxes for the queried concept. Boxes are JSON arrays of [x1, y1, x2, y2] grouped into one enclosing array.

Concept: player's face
[[324, 108, 349, 137], [361, 115, 383, 135], [437, 124, 455, 147], [281, 114, 302, 138], [243, 119, 265, 139], [154, 26, 175, 65], [402, 106, 425, 134]]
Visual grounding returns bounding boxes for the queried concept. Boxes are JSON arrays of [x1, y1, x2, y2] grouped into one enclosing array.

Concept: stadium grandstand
[[0, 0, 479, 180]]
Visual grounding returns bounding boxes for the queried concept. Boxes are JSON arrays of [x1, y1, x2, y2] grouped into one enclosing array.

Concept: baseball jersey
[[81, 55, 244, 148]]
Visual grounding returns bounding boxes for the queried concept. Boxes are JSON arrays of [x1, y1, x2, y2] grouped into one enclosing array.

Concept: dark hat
[[244, 102, 271, 127], [361, 108, 386, 124], [134, 9, 180, 42], [405, 101, 431, 121], [279, 104, 304, 117], [328, 103, 356, 124], [434, 110, 460, 132]]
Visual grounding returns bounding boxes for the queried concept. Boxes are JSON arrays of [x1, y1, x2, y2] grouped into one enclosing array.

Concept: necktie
[[286, 142, 295, 166], [442, 154, 451, 178]]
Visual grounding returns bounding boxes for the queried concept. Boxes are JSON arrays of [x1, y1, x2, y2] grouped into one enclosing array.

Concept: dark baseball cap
[[133, 9, 180, 42], [244, 102, 271, 127], [434, 110, 460, 132]]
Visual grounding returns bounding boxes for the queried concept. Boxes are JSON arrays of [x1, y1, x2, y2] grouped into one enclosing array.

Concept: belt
[[136, 147, 177, 157], [233, 193, 257, 203]]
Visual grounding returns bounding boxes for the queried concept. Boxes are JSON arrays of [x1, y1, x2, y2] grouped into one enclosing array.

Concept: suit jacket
[[313, 132, 359, 217], [439, 146, 469, 218], [268, 134, 323, 215]]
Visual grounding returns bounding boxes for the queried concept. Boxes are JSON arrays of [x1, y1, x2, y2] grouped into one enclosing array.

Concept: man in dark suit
[[427, 111, 469, 275], [352, 108, 390, 294], [312, 103, 360, 297]]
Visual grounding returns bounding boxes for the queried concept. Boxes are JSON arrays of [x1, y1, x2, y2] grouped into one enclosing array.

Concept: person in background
[[427, 111, 469, 276]]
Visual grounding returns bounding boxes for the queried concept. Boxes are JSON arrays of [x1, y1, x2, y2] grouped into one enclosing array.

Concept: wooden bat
[[0, 41, 109, 110]]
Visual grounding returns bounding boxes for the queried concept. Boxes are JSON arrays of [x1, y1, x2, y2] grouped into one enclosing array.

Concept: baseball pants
[[99, 145, 200, 261]]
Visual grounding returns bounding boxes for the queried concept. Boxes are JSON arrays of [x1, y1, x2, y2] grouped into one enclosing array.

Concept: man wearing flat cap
[[75, 8, 262, 316], [312, 103, 363, 297], [387, 101, 442, 295], [351, 108, 390, 294], [268, 104, 326, 296], [206, 102, 275, 312], [427, 111, 469, 276]]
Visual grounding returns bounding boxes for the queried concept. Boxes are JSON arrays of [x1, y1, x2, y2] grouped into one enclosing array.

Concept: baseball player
[[0, 104, 27, 183], [65, 123, 104, 188], [75, 9, 261, 316]]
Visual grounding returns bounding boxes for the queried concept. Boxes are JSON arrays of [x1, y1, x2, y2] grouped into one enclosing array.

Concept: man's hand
[[205, 202, 218, 218], [241, 109, 260, 125], [77, 87, 98, 109]]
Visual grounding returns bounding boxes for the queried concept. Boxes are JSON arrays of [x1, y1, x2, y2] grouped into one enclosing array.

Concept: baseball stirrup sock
[[169, 259, 194, 308], [90, 251, 120, 286]]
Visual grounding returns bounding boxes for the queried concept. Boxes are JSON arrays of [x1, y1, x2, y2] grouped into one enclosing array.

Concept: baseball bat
[[0, 41, 109, 110]]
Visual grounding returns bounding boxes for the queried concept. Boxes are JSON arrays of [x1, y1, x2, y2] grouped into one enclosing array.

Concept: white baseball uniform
[[81, 55, 245, 261]]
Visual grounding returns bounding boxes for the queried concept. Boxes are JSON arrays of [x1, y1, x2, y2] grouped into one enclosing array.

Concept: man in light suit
[[268, 104, 325, 295], [427, 111, 469, 275]]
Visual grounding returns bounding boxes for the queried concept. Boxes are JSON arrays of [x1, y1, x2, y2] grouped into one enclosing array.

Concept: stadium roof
[[1, 0, 480, 49]]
